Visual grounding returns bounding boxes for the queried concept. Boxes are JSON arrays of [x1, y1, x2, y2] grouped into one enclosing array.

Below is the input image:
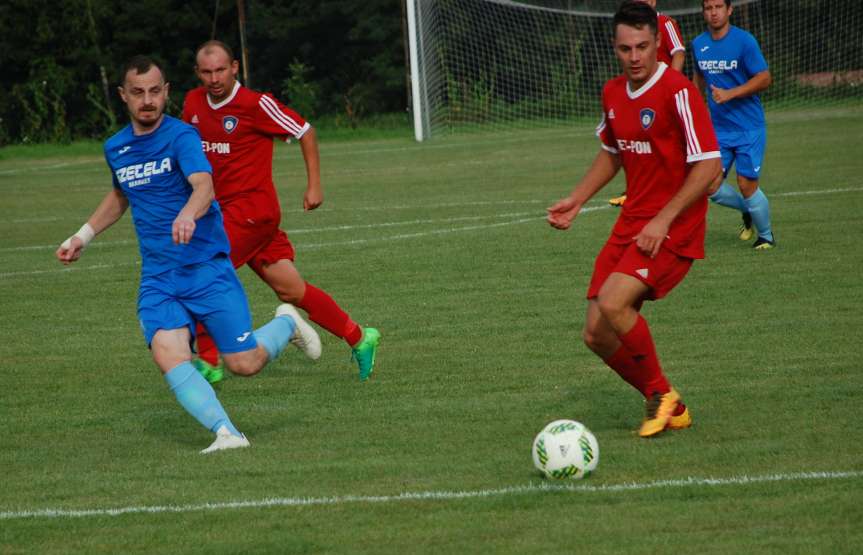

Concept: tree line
[[0, 0, 407, 145]]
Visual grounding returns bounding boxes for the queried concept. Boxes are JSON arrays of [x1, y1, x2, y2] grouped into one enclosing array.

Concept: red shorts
[[586, 241, 693, 301], [222, 213, 296, 274]]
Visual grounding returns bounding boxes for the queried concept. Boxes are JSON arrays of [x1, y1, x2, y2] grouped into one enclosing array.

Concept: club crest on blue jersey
[[640, 108, 656, 130], [222, 116, 239, 134]]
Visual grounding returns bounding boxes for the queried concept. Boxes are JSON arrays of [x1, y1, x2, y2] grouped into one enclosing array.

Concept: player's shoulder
[[603, 74, 628, 97], [657, 12, 679, 26], [184, 86, 208, 106], [104, 125, 132, 151], [660, 64, 697, 91], [692, 31, 710, 47]]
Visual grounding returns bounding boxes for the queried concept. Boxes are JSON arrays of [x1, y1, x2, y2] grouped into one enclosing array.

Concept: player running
[[181, 40, 380, 383], [548, 1, 721, 437], [608, 0, 687, 208], [693, 0, 775, 249], [56, 56, 320, 453]]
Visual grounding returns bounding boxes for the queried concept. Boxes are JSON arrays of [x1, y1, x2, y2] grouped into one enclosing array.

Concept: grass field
[[1, 106, 862, 554]]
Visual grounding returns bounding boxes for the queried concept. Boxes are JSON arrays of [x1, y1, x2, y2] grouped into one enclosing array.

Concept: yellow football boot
[[639, 388, 680, 438]]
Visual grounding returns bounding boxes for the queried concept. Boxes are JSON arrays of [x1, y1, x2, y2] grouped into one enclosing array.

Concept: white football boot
[[200, 425, 250, 454], [276, 303, 322, 360]]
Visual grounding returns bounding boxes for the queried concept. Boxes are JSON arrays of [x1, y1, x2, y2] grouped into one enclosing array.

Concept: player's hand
[[303, 186, 323, 211], [56, 236, 84, 265], [710, 85, 734, 104], [633, 218, 670, 259], [172, 215, 196, 244], [546, 197, 581, 230]]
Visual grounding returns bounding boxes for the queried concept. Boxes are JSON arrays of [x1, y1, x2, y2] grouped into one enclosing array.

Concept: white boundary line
[[1, 186, 861, 279], [1, 470, 859, 521]]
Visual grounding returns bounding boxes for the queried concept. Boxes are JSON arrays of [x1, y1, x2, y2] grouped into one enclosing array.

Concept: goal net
[[406, 0, 863, 140]]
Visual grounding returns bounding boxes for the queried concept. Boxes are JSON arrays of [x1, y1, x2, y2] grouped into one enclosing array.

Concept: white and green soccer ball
[[532, 419, 599, 480]]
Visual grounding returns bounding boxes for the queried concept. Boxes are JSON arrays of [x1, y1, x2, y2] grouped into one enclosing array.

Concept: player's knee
[[596, 295, 625, 323], [224, 356, 262, 377], [582, 325, 610, 354], [273, 282, 305, 304]]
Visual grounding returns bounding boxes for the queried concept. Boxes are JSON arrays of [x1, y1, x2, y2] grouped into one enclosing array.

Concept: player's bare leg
[[257, 258, 380, 380]]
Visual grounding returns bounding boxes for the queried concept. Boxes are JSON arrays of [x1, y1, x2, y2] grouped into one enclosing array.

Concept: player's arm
[[56, 189, 129, 265], [547, 149, 621, 230], [172, 171, 215, 245], [636, 157, 721, 257], [299, 127, 323, 211], [671, 51, 686, 73], [692, 71, 706, 94], [710, 70, 772, 104]]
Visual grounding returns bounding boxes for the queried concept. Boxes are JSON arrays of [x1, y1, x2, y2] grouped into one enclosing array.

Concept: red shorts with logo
[[586, 241, 693, 301], [222, 212, 296, 274]]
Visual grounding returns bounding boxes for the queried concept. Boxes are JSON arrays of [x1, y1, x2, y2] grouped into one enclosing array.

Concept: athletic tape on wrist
[[61, 223, 96, 250]]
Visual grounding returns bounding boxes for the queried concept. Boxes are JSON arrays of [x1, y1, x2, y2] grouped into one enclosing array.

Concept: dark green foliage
[[0, 0, 406, 144]]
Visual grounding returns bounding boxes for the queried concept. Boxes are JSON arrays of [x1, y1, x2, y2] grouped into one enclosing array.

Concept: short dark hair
[[703, 0, 732, 7], [196, 40, 235, 62], [120, 55, 165, 85], [613, 0, 658, 35]]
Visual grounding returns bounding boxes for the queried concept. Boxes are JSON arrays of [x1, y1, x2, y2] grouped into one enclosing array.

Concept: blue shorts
[[137, 255, 257, 354], [717, 128, 766, 181]]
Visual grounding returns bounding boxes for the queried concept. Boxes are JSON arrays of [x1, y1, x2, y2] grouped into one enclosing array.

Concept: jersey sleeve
[[672, 83, 720, 163], [253, 93, 311, 140], [662, 16, 686, 56], [742, 33, 769, 76], [595, 92, 618, 154], [174, 125, 212, 178]]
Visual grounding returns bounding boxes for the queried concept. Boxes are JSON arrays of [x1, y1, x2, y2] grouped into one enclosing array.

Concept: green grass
[[1, 106, 862, 553]]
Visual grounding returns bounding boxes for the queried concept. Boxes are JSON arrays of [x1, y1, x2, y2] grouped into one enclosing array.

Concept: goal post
[[405, 0, 863, 141]]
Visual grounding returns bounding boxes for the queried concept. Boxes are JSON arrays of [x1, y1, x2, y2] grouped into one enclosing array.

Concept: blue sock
[[709, 182, 748, 213], [743, 188, 774, 242], [254, 316, 296, 361], [164, 362, 240, 436]]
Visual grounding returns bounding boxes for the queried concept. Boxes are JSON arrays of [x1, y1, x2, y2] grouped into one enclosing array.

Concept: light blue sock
[[709, 182, 748, 213], [164, 362, 240, 436], [254, 316, 296, 361], [743, 188, 774, 242]]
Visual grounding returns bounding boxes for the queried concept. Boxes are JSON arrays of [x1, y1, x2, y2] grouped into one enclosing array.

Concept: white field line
[[1, 470, 859, 521], [1, 185, 860, 278]]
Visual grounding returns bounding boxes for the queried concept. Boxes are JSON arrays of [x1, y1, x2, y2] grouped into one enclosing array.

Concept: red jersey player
[[182, 40, 380, 382], [608, 0, 686, 208], [547, 0, 721, 438]]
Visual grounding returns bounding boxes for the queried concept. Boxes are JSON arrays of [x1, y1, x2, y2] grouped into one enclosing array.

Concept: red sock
[[617, 314, 670, 395], [297, 282, 362, 346], [195, 321, 220, 366], [603, 344, 647, 395]]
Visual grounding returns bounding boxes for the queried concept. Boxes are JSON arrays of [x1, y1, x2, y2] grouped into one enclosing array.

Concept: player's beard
[[133, 106, 163, 130]]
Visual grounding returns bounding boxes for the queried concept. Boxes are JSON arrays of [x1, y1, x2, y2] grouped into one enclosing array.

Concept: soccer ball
[[532, 419, 599, 480]]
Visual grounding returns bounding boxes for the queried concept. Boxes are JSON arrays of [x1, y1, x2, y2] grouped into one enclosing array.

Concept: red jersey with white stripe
[[658, 13, 685, 68], [596, 63, 719, 259], [181, 82, 310, 222]]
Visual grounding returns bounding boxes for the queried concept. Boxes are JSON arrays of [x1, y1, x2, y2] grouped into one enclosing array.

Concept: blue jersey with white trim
[[104, 115, 229, 276], [692, 25, 768, 132]]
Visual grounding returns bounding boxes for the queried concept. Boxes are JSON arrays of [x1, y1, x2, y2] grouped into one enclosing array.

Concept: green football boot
[[351, 328, 381, 381], [192, 358, 224, 385]]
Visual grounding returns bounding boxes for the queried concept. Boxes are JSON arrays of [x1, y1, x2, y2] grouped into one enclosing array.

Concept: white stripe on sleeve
[[665, 21, 685, 54], [259, 95, 303, 136], [674, 88, 702, 159]]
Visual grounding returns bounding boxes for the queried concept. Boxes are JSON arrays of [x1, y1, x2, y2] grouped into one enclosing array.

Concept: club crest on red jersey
[[640, 108, 656, 130], [222, 116, 239, 134]]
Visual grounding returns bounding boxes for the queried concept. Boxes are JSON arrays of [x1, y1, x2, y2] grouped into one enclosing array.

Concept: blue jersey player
[[693, 0, 775, 249], [56, 56, 321, 453]]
